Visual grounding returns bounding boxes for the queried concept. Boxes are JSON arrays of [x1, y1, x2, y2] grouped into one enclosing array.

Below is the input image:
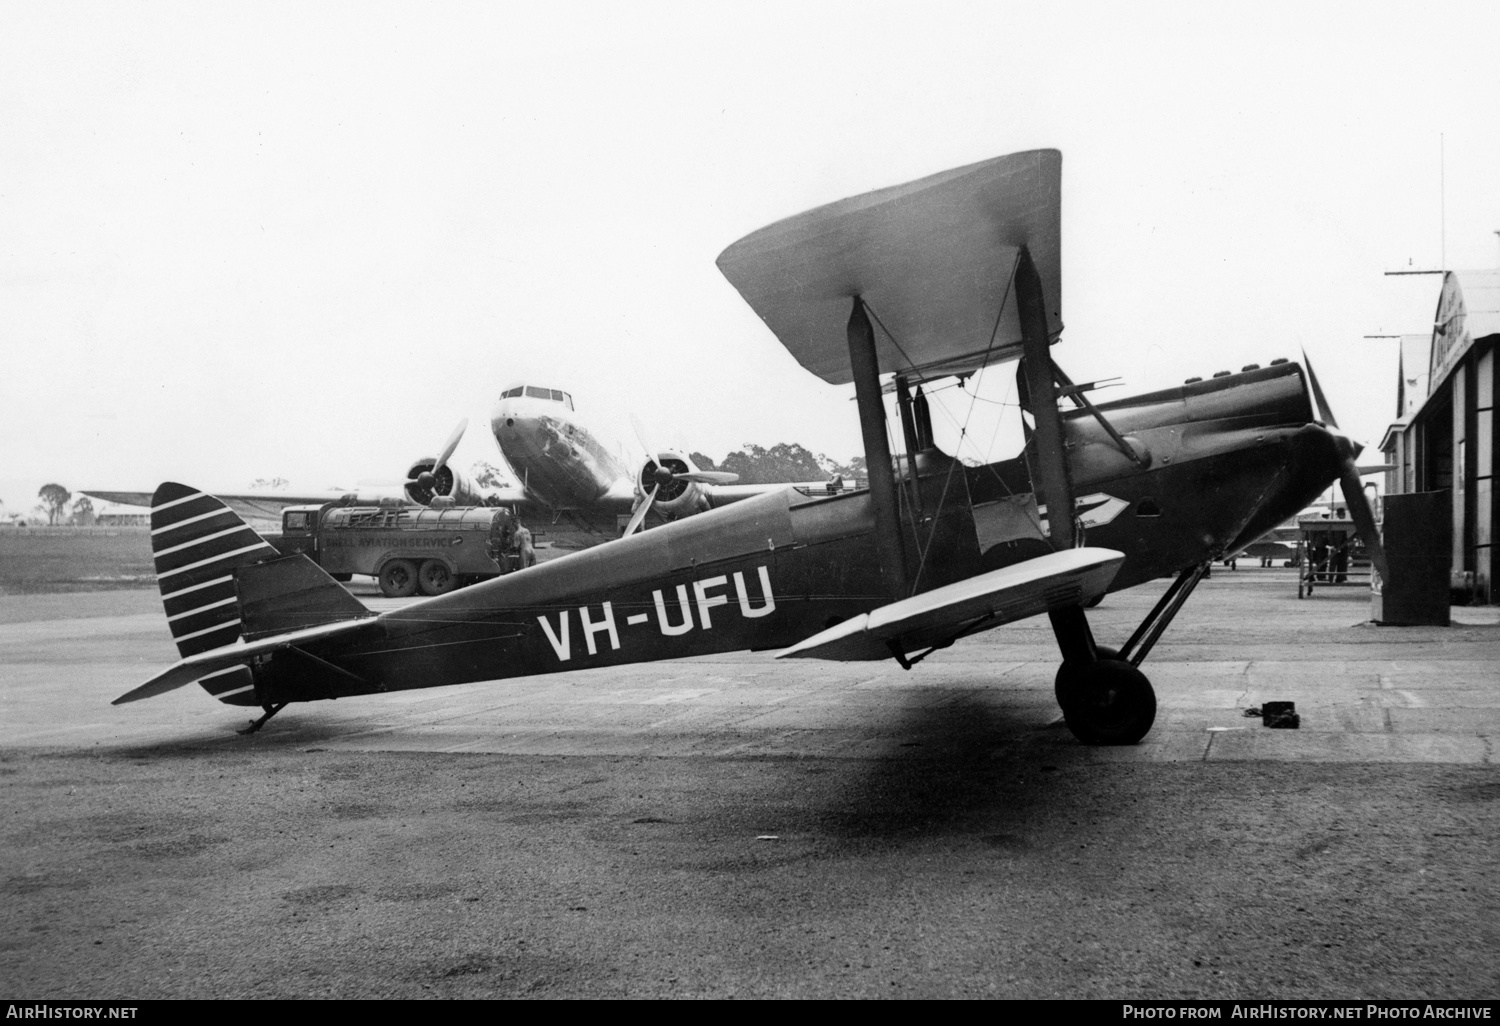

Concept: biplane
[[114, 149, 1388, 745]]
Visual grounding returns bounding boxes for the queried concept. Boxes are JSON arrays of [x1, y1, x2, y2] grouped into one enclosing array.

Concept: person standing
[[514, 522, 536, 569]]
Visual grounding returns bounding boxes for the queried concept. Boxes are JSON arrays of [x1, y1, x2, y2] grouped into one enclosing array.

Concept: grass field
[[0, 527, 155, 594]]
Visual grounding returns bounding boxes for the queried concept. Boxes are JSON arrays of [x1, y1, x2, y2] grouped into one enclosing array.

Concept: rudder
[[149, 483, 282, 706], [148, 483, 379, 707], [151, 482, 280, 661]]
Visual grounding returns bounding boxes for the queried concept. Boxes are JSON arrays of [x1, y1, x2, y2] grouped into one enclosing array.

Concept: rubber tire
[[378, 559, 418, 598], [1054, 645, 1120, 711], [1055, 656, 1156, 746], [418, 560, 455, 596]]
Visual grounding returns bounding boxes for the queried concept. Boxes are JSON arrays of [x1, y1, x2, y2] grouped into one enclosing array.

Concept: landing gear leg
[[1117, 561, 1211, 667], [1049, 605, 1157, 746], [237, 702, 288, 735]]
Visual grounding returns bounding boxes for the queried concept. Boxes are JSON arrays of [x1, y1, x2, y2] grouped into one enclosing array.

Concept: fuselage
[[251, 362, 1346, 707], [490, 383, 632, 509]]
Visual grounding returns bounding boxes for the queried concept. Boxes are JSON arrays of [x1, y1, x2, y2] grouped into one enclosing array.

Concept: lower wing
[[779, 548, 1124, 661]]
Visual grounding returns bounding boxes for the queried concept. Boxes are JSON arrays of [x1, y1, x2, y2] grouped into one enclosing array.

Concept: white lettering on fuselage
[[653, 585, 694, 636], [538, 564, 777, 663], [693, 576, 731, 628], [538, 609, 570, 660], [734, 566, 776, 618], [579, 601, 620, 655]]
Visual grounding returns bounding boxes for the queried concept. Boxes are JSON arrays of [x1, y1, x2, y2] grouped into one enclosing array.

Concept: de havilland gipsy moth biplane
[[115, 149, 1387, 744]]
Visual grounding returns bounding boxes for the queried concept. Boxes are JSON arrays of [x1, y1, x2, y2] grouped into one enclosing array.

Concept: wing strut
[[848, 298, 909, 599], [893, 375, 923, 517], [1051, 364, 1151, 468], [1015, 247, 1077, 551]]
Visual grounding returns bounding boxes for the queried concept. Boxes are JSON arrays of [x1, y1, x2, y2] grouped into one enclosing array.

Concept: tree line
[[0, 484, 95, 526], [690, 443, 865, 485]]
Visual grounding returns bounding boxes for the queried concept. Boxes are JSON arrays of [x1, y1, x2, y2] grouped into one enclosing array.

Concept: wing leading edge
[[778, 548, 1124, 662], [83, 490, 398, 521]]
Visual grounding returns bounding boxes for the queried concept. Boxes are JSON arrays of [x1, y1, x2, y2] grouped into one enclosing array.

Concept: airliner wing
[[482, 485, 532, 505], [83, 490, 376, 520], [704, 480, 851, 505], [778, 548, 1124, 661]]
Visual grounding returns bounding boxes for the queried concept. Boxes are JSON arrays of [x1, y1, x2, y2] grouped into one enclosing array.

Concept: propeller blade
[[632, 412, 699, 489], [630, 414, 666, 467], [434, 417, 469, 475], [675, 470, 739, 485], [622, 485, 658, 538], [1302, 348, 1339, 429], [1339, 464, 1390, 584]]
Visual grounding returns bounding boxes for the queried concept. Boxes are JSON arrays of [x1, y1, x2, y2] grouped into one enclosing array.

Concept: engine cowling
[[636, 451, 710, 519], [404, 459, 484, 507]]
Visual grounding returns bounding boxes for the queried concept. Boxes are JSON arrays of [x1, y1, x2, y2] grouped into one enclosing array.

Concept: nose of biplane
[[1295, 360, 1391, 583]]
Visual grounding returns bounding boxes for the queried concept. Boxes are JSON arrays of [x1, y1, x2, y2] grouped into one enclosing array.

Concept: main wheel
[[1054, 657, 1156, 746], [418, 560, 455, 596], [1054, 645, 1119, 711], [378, 558, 418, 598]]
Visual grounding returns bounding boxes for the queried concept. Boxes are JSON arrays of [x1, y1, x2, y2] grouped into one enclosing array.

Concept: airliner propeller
[[406, 418, 468, 496], [624, 415, 739, 537], [1303, 352, 1391, 582]]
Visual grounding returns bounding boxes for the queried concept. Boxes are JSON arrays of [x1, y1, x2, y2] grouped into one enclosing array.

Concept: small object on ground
[[1261, 701, 1299, 729], [756, 835, 780, 841], [1243, 706, 1262, 718]]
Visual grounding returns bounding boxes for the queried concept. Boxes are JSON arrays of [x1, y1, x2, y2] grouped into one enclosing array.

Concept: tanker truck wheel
[[378, 559, 418, 598], [418, 560, 456, 596]]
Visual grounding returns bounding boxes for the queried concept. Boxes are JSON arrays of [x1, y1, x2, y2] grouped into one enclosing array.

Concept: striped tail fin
[[150, 482, 280, 705]]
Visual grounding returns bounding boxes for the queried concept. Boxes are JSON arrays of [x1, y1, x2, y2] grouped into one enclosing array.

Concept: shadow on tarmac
[[812, 693, 1071, 843]]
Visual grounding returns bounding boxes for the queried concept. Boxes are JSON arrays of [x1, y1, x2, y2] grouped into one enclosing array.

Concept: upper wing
[[778, 547, 1123, 661], [716, 149, 1061, 386]]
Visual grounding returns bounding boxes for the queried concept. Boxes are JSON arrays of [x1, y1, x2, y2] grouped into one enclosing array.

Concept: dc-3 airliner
[[113, 149, 1385, 746], [88, 384, 840, 549]]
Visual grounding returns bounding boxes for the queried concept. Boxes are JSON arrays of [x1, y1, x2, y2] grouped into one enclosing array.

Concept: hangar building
[[1380, 269, 1500, 603]]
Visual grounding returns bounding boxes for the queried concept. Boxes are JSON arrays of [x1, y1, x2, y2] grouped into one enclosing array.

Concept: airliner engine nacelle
[[404, 459, 484, 507], [637, 452, 711, 519]]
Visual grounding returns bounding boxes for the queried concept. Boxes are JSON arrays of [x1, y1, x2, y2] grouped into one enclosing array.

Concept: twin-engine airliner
[[86, 384, 843, 551]]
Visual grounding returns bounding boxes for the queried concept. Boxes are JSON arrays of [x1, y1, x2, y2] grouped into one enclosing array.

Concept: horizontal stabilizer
[[112, 616, 382, 705], [778, 548, 1124, 662]]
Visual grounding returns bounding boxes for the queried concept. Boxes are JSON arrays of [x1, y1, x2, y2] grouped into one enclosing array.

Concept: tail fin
[[148, 482, 371, 706], [151, 483, 280, 658]]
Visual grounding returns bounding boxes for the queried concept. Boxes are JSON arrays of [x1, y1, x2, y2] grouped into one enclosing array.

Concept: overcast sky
[[2, 1, 1497, 513]]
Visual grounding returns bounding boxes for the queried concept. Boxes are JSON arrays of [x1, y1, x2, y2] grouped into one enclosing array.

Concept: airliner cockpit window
[[550, 389, 565, 402], [500, 387, 523, 398], [563, 392, 574, 410], [526, 386, 550, 399]]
